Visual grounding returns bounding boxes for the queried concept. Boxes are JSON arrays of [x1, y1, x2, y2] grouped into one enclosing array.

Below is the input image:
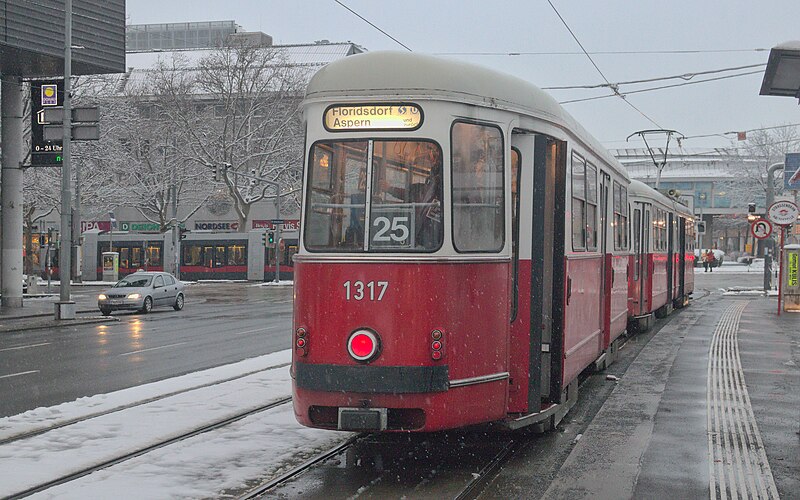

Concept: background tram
[[37, 231, 298, 281], [628, 180, 695, 331], [291, 51, 693, 434]]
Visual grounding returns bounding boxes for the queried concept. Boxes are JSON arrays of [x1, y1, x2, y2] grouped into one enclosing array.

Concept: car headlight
[[127, 293, 141, 299], [98, 294, 107, 301]]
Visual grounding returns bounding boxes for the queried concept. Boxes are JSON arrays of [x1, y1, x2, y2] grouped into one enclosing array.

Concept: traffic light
[[212, 164, 220, 182], [268, 231, 275, 244], [261, 232, 267, 246]]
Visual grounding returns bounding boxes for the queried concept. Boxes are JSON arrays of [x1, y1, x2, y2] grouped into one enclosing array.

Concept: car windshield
[[113, 276, 152, 288]]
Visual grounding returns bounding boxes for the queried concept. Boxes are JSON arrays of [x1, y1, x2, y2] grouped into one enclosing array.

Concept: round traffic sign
[[767, 200, 799, 226], [750, 217, 772, 240]]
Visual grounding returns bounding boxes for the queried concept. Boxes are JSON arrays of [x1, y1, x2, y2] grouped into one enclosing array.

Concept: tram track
[[6, 396, 293, 500], [237, 434, 364, 499], [0, 362, 290, 446], [242, 305, 694, 500]]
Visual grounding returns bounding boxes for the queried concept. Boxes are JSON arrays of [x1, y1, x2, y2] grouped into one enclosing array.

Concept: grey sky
[[127, 1, 800, 151]]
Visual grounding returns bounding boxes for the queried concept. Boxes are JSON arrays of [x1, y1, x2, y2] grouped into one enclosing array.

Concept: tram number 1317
[[343, 280, 389, 301]]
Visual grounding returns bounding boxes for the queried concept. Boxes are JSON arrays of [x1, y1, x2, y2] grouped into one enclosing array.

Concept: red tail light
[[348, 330, 380, 362], [431, 329, 445, 360], [295, 327, 308, 357]]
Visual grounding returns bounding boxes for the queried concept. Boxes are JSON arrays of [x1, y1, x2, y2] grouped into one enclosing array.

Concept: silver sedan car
[[98, 271, 185, 316]]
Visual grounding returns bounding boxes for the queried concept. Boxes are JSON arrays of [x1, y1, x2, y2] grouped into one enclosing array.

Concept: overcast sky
[[126, 0, 800, 151]]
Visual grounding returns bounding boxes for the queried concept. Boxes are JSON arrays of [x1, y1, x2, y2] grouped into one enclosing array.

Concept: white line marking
[[707, 302, 780, 500], [234, 326, 282, 336], [0, 370, 40, 380], [0, 342, 51, 353], [118, 342, 187, 357]]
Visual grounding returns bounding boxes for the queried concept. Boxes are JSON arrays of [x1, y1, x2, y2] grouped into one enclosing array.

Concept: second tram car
[[628, 180, 695, 331], [291, 51, 694, 433]]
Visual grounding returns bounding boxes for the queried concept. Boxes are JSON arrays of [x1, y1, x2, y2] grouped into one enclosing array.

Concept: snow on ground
[[254, 280, 294, 287], [0, 350, 348, 499], [698, 261, 772, 275]]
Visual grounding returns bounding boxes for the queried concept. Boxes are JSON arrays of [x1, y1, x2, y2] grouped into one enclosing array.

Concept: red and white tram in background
[[291, 51, 694, 433]]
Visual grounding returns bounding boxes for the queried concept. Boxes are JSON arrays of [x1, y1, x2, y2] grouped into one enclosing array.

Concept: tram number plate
[[338, 407, 388, 431], [343, 280, 388, 301]]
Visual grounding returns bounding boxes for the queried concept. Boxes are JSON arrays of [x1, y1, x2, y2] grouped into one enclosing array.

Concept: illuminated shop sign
[[324, 104, 422, 131], [194, 221, 239, 231], [120, 222, 161, 232], [252, 219, 300, 230]]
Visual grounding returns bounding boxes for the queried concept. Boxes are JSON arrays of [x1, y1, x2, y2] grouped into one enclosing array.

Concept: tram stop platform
[[528, 284, 798, 499], [3, 277, 793, 498]]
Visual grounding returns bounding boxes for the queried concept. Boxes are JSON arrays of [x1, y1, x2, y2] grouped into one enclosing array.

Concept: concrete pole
[[73, 157, 81, 282], [1, 75, 25, 308], [55, 0, 75, 319]]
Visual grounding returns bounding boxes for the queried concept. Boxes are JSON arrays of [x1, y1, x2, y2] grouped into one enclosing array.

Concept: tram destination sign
[[324, 104, 422, 131]]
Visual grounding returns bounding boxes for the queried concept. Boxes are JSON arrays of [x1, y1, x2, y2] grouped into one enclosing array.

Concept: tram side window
[[451, 122, 504, 253], [227, 244, 246, 265], [305, 141, 369, 251], [183, 245, 203, 266], [511, 147, 521, 322], [653, 209, 661, 251], [570, 153, 586, 250], [633, 208, 641, 280], [613, 182, 628, 250], [585, 163, 598, 250]]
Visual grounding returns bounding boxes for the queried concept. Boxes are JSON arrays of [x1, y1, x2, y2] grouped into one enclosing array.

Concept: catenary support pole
[[778, 226, 785, 316], [764, 162, 784, 292], [274, 191, 281, 283], [55, 0, 75, 319], [1, 75, 25, 308]]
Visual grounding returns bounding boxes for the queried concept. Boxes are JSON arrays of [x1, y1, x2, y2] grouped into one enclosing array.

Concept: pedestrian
[[706, 249, 716, 272], [702, 249, 709, 272]]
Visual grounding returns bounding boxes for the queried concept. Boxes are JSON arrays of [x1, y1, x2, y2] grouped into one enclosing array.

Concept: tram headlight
[[347, 329, 380, 362]]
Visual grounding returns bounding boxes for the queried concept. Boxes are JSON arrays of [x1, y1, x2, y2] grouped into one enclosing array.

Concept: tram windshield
[[305, 140, 443, 252]]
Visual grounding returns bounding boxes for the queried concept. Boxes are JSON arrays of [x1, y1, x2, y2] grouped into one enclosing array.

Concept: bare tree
[[145, 39, 308, 231], [71, 73, 213, 232]]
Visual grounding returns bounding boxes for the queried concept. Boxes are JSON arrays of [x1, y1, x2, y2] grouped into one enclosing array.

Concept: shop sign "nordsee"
[[324, 104, 422, 131]]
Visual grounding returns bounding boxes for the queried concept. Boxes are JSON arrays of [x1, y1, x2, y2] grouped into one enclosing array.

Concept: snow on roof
[[611, 147, 764, 181], [125, 42, 360, 71], [98, 42, 365, 95], [625, 162, 736, 180]]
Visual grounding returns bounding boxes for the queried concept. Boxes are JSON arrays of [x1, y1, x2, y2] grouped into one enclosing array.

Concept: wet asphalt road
[[0, 283, 293, 417]]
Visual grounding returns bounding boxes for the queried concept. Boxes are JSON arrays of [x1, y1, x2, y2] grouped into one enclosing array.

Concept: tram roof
[[305, 51, 627, 179]]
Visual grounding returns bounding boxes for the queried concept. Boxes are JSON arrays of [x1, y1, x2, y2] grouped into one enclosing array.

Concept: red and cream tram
[[627, 180, 695, 330], [291, 51, 692, 433]]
